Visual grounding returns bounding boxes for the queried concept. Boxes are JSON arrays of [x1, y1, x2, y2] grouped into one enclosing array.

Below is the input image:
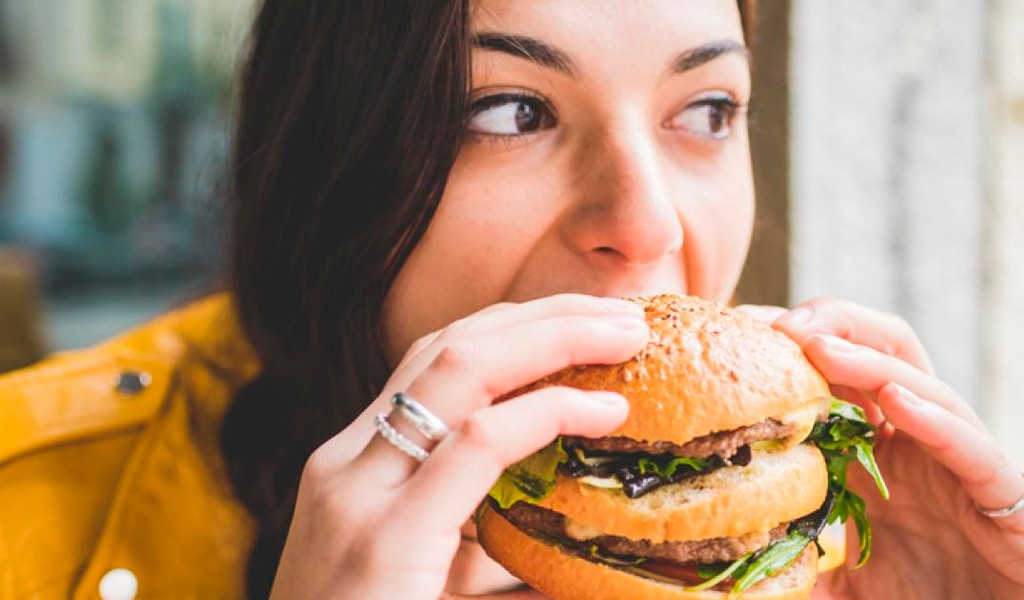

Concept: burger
[[476, 295, 889, 599]]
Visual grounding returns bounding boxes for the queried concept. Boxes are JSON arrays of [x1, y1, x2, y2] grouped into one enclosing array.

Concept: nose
[[560, 122, 683, 268]]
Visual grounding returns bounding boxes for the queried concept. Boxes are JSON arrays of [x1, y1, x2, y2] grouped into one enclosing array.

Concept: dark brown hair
[[222, 1, 757, 597]]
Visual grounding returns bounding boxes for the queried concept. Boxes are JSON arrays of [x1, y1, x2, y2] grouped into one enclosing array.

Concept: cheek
[[438, 147, 567, 290], [379, 146, 565, 364], [700, 197, 754, 295], [679, 144, 755, 301]]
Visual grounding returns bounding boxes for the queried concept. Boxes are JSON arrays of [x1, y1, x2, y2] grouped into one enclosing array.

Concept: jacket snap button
[[114, 371, 151, 396], [99, 568, 138, 600]]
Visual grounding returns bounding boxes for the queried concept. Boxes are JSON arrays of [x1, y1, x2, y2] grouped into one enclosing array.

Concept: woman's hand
[[743, 298, 1024, 600], [268, 294, 649, 600]]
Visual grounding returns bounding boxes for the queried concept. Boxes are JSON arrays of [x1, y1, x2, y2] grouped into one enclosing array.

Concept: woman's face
[[383, 0, 753, 363]]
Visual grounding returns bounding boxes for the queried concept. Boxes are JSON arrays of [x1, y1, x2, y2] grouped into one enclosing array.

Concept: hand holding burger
[[478, 295, 889, 599]]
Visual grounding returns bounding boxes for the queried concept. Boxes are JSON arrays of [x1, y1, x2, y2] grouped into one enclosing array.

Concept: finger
[[733, 303, 787, 324], [800, 334, 983, 429], [409, 313, 647, 409], [399, 290, 638, 368], [389, 295, 641, 414], [399, 294, 641, 375], [324, 295, 643, 466], [772, 297, 935, 375], [829, 383, 886, 429], [878, 383, 1024, 522], [400, 387, 630, 533], [350, 313, 647, 486]]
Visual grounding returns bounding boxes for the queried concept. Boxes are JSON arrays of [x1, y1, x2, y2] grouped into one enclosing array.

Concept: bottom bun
[[478, 503, 818, 600]]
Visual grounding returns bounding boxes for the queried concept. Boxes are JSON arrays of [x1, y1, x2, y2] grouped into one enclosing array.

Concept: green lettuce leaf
[[684, 553, 752, 592], [682, 532, 811, 594], [487, 439, 567, 509], [732, 531, 812, 594], [838, 488, 872, 568], [808, 397, 890, 568], [637, 455, 710, 478]]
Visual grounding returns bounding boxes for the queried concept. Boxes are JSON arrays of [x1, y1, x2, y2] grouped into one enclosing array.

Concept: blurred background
[[0, 0, 1021, 461], [0, 0, 251, 361]]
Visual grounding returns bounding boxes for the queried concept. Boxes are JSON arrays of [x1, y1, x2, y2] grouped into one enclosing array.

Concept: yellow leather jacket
[[0, 294, 259, 599]]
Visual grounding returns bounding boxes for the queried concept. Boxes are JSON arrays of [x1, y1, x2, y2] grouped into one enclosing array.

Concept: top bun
[[509, 295, 830, 445]]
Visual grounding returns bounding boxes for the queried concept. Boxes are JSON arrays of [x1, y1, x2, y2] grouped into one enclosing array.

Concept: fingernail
[[610, 315, 648, 332], [816, 334, 856, 352], [777, 307, 813, 328], [589, 391, 628, 407]]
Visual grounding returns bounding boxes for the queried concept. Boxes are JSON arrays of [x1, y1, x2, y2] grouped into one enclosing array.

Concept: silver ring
[[976, 491, 1024, 519], [391, 392, 451, 442], [374, 413, 429, 462]]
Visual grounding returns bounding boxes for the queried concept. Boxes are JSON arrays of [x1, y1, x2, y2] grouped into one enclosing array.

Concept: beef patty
[[562, 419, 795, 460], [503, 502, 789, 565]]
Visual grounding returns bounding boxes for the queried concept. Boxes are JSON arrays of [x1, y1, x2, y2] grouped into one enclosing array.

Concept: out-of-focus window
[[97, 0, 127, 54], [0, 0, 253, 365]]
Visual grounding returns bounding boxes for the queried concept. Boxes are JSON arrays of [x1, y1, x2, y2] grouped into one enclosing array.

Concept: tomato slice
[[636, 561, 712, 586]]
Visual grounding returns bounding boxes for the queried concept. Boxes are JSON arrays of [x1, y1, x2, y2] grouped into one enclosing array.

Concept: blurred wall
[[985, 0, 1024, 465], [790, 0, 1022, 463]]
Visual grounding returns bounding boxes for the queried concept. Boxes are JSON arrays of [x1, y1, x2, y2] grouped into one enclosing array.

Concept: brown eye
[[667, 94, 740, 140], [468, 94, 555, 136]]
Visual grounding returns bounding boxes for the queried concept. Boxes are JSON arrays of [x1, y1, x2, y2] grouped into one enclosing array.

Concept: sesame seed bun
[[507, 295, 831, 446]]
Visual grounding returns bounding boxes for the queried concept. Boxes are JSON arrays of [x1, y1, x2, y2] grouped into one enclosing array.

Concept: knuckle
[[868, 311, 924, 362], [804, 296, 857, 338], [885, 314, 918, 344], [804, 295, 841, 312], [430, 339, 476, 375], [964, 465, 1001, 490], [962, 447, 1007, 488], [302, 446, 333, 484], [407, 330, 440, 356], [457, 413, 503, 458]]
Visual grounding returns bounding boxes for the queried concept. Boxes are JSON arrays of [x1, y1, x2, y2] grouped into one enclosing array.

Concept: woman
[[1, 1, 1021, 598]]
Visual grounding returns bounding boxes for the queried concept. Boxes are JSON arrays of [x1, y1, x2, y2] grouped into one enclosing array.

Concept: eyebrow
[[471, 33, 749, 78], [669, 40, 750, 74], [472, 33, 576, 75]]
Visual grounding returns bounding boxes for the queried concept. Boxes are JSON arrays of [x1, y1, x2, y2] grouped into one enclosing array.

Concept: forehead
[[470, 0, 745, 51]]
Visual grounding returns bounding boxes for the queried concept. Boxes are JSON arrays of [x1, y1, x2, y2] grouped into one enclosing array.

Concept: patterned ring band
[[374, 413, 429, 462], [391, 392, 451, 442], [975, 488, 1024, 519]]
